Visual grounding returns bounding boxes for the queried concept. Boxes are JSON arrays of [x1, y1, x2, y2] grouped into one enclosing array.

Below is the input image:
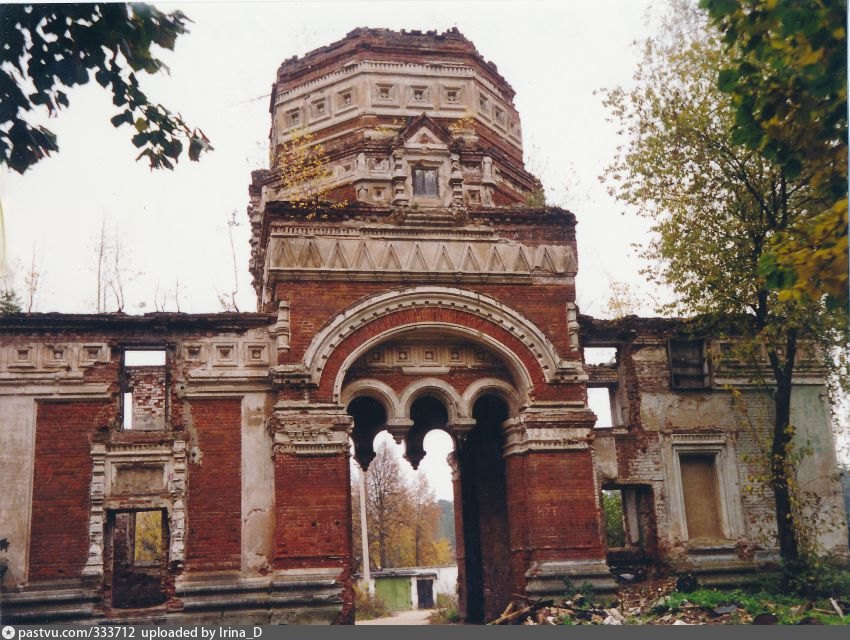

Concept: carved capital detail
[[270, 402, 352, 456], [503, 405, 595, 456]]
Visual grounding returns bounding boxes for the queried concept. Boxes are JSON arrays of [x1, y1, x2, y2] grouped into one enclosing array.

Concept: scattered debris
[[512, 572, 850, 626], [488, 598, 553, 625]]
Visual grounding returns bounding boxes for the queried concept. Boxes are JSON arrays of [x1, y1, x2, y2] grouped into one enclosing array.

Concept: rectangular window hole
[[585, 347, 617, 365], [125, 349, 166, 367], [602, 489, 626, 547], [122, 392, 134, 430], [412, 167, 439, 197], [588, 387, 614, 428], [122, 349, 167, 431]]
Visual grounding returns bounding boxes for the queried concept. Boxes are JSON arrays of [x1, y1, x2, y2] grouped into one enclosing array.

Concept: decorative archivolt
[[267, 236, 576, 278], [301, 286, 567, 400]]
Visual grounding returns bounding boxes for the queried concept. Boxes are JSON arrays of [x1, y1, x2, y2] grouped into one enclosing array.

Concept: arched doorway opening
[[459, 394, 512, 623], [340, 327, 525, 623]]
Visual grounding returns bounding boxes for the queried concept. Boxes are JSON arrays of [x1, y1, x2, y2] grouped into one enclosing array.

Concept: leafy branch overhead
[[0, 3, 212, 173], [701, 0, 848, 306]]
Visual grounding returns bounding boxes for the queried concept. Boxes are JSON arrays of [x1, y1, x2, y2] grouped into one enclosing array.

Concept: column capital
[[269, 402, 352, 456], [503, 404, 596, 456]]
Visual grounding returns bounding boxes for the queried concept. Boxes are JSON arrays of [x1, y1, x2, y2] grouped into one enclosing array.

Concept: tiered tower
[[248, 28, 613, 622]]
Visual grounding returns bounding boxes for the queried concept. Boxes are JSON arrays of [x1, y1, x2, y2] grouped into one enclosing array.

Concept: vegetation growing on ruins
[[602, 0, 849, 566]]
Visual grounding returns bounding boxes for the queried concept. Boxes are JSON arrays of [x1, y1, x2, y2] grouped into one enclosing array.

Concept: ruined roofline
[[579, 312, 773, 341], [273, 27, 515, 100], [0, 312, 276, 333], [255, 200, 578, 225]]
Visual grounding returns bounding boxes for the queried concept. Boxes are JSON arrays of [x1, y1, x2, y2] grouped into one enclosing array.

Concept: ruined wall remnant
[[1, 28, 846, 625]]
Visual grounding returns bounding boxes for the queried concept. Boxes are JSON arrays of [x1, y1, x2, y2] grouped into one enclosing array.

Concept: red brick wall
[[519, 450, 604, 561], [274, 453, 351, 570], [186, 398, 242, 572], [30, 401, 108, 580], [504, 454, 530, 596]]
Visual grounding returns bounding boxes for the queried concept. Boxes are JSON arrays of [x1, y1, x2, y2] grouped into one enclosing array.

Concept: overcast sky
[[0, 0, 661, 316], [0, 0, 668, 499]]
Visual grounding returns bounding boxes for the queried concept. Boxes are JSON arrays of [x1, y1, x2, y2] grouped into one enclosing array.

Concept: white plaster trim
[[398, 377, 464, 422], [331, 322, 534, 404], [665, 433, 745, 544], [301, 286, 560, 393], [461, 378, 520, 418], [340, 379, 401, 419]]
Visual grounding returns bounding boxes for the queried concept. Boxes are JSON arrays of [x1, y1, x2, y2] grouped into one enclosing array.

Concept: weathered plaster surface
[[0, 396, 35, 585], [242, 392, 275, 574]]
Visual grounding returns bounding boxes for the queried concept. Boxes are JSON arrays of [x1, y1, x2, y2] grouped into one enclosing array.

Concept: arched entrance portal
[[344, 332, 519, 623]]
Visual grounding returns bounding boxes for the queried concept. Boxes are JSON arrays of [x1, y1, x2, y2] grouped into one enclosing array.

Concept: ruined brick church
[[1, 28, 846, 624]]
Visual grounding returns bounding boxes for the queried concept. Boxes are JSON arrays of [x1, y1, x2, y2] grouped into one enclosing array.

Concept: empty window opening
[[412, 167, 438, 197], [669, 339, 710, 389], [604, 485, 657, 572], [603, 489, 626, 547], [584, 347, 617, 365], [110, 510, 167, 608], [679, 454, 724, 540], [588, 387, 614, 428], [122, 349, 167, 431]]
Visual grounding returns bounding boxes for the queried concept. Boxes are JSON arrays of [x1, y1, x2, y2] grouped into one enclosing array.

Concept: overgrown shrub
[[354, 584, 391, 621]]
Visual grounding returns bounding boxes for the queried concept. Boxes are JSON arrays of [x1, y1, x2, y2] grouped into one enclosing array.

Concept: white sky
[[0, 0, 660, 316], [0, 0, 668, 500]]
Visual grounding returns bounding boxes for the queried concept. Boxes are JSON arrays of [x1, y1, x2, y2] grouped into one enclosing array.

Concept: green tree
[[602, 0, 849, 561], [701, 0, 848, 306], [0, 288, 22, 314], [0, 3, 212, 173]]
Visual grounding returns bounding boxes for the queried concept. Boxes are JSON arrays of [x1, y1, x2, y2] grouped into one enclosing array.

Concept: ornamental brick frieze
[[294, 287, 583, 398], [265, 234, 576, 282], [268, 402, 352, 456]]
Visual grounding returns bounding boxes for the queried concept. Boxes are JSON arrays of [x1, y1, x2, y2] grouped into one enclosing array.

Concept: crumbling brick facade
[[0, 28, 845, 624]]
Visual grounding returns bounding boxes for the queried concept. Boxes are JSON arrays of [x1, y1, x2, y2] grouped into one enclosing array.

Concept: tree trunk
[[767, 327, 799, 562], [771, 375, 799, 560]]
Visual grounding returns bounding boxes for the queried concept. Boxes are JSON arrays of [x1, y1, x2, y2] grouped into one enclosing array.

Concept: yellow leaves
[[796, 47, 824, 67], [277, 126, 347, 212], [773, 198, 849, 306]]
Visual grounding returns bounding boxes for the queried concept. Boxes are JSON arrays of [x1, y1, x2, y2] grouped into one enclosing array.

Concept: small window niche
[[122, 349, 167, 431], [412, 166, 439, 197], [669, 338, 711, 389], [602, 489, 626, 547]]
